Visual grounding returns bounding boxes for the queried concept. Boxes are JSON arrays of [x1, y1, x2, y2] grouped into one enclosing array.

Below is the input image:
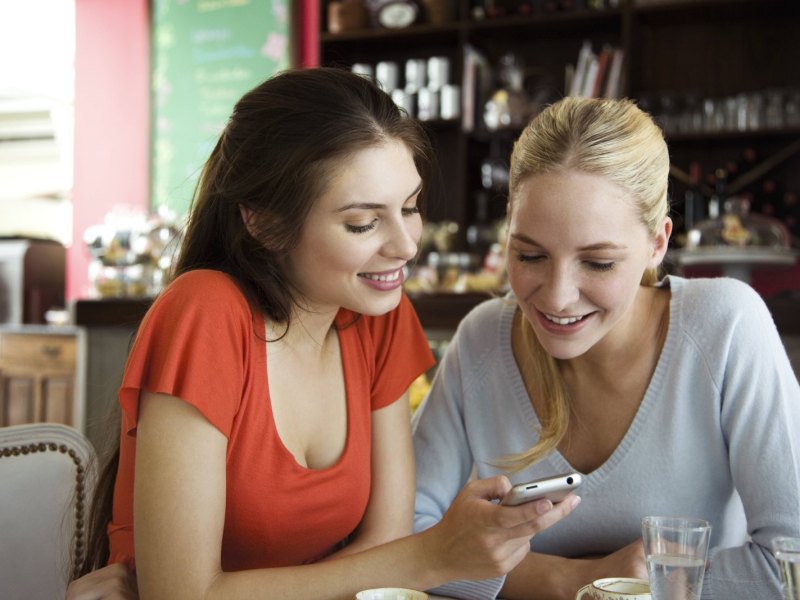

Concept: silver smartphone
[[501, 472, 583, 506]]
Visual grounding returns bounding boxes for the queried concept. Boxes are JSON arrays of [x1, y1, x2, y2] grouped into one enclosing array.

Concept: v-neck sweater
[[413, 275, 800, 600]]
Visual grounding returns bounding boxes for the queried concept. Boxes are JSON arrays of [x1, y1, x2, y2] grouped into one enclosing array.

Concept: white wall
[[0, 0, 75, 244]]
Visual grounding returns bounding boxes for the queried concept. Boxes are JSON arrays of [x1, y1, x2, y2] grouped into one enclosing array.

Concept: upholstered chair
[[0, 423, 96, 600]]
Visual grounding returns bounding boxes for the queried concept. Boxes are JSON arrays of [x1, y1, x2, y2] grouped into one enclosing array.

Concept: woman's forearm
[[501, 539, 647, 600], [501, 552, 596, 600], [202, 529, 446, 600]]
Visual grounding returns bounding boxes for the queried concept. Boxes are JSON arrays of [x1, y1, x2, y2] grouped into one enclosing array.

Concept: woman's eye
[[402, 206, 420, 217], [586, 261, 615, 272], [345, 220, 377, 234]]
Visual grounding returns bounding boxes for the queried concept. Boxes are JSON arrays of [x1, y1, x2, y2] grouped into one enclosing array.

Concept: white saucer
[[575, 578, 651, 600]]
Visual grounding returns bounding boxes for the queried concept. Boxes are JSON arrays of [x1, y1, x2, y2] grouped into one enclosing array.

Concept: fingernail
[[570, 495, 582, 509], [536, 499, 554, 514]]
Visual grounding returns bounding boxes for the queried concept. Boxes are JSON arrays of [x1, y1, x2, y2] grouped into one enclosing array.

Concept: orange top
[[107, 270, 434, 571]]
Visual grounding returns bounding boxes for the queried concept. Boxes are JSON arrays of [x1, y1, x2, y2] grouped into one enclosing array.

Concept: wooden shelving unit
[[318, 0, 800, 247]]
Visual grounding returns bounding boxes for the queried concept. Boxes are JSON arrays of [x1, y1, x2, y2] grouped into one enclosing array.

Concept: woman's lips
[[536, 310, 593, 334], [358, 268, 405, 291]]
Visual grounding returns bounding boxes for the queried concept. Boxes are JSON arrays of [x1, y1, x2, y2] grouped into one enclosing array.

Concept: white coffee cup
[[351, 63, 374, 80], [391, 89, 414, 118], [404, 58, 427, 93], [376, 61, 399, 92], [575, 577, 651, 600], [355, 588, 429, 600], [440, 84, 461, 120], [427, 56, 450, 90], [417, 88, 439, 121]]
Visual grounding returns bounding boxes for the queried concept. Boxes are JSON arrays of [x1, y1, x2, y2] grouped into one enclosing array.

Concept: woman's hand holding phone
[[500, 472, 584, 507], [424, 475, 580, 583]]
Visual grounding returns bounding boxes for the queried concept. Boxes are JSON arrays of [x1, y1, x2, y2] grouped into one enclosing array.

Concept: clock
[[369, 0, 420, 29]]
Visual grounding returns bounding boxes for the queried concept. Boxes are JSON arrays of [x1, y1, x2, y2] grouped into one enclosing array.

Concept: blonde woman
[[412, 97, 800, 599]]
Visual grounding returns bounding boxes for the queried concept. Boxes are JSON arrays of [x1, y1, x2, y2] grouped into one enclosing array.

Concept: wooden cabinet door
[[1, 374, 36, 425], [0, 332, 77, 427], [40, 374, 74, 424]]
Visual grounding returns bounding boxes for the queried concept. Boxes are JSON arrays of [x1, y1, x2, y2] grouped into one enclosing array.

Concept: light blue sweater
[[412, 276, 800, 600]]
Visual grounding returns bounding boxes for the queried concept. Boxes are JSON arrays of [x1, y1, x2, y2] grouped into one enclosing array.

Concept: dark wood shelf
[[72, 293, 495, 333], [467, 8, 621, 39], [72, 288, 800, 336], [320, 22, 461, 45], [666, 128, 800, 144], [407, 291, 493, 331], [74, 298, 151, 328], [321, 6, 620, 42], [318, 0, 800, 253], [632, 0, 798, 22]]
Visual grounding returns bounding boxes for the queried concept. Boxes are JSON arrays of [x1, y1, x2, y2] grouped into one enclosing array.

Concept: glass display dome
[[671, 196, 797, 282], [685, 196, 791, 251]]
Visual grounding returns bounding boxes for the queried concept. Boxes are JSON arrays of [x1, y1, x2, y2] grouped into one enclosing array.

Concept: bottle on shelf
[[327, 0, 369, 33], [483, 53, 529, 131], [682, 161, 705, 234], [466, 191, 499, 260], [709, 168, 727, 220]]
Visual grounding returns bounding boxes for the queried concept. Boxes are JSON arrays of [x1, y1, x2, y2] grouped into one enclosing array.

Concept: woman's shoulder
[[670, 275, 767, 318], [668, 275, 774, 346], [151, 269, 251, 318], [452, 293, 515, 346], [162, 269, 246, 301], [167, 268, 240, 291]]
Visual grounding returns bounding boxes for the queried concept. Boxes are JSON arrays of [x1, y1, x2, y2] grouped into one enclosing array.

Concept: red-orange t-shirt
[[107, 269, 435, 571]]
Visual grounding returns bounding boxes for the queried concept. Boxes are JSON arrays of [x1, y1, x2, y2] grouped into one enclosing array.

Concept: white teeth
[[361, 271, 400, 282], [544, 313, 585, 325]]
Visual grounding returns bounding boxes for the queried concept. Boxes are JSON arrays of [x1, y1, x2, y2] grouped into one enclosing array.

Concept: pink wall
[[69, 0, 150, 300]]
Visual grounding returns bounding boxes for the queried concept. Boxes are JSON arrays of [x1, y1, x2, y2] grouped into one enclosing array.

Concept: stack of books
[[566, 40, 625, 99]]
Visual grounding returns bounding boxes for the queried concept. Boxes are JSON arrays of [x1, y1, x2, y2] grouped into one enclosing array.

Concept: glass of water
[[642, 516, 711, 600], [773, 537, 800, 600]]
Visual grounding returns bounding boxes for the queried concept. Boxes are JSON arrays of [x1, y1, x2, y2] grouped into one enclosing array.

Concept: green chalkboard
[[151, 0, 290, 216]]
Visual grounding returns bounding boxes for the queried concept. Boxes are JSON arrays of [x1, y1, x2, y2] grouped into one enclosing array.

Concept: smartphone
[[501, 472, 583, 506]]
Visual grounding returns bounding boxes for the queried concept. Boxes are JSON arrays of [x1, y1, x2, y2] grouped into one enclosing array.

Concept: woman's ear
[[648, 216, 673, 268], [239, 204, 257, 238]]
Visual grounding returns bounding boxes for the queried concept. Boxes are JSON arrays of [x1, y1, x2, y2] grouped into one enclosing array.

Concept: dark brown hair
[[175, 66, 433, 325], [74, 66, 434, 578]]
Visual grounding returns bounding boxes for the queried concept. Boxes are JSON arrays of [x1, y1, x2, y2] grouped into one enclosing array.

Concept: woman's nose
[[384, 219, 420, 261], [541, 265, 580, 312]]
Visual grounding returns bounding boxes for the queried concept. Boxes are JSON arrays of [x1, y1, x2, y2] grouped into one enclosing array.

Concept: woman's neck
[[266, 304, 340, 359]]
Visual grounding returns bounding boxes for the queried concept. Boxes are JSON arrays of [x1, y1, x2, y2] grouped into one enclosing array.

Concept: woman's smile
[[358, 267, 405, 291], [536, 309, 595, 336]]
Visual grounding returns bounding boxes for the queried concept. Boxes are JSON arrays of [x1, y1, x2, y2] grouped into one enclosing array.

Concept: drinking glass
[[773, 537, 800, 600], [641, 516, 711, 600]]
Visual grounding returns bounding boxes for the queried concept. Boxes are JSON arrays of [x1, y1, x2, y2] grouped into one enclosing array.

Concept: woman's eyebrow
[[578, 242, 628, 251], [336, 181, 423, 213], [509, 232, 539, 245], [510, 233, 627, 251], [337, 202, 386, 212]]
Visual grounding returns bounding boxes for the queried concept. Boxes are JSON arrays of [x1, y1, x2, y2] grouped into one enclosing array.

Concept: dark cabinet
[[318, 0, 800, 249]]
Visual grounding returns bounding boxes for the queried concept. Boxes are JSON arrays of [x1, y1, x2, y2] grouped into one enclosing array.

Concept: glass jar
[[686, 196, 790, 250]]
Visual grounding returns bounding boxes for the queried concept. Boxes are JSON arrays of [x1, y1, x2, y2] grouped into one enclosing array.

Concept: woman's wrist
[[410, 525, 454, 589], [503, 553, 595, 600]]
